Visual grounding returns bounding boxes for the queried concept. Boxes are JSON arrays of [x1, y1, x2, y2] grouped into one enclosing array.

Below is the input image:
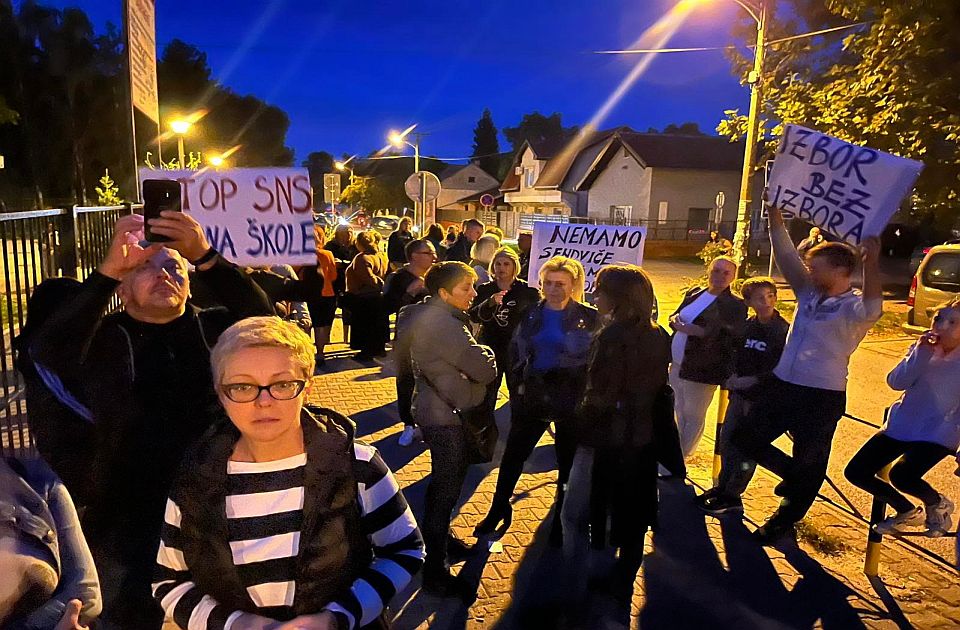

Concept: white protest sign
[[767, 125, 923, 245], [139, 168, 316, 266], [528, 222, 647, 294]]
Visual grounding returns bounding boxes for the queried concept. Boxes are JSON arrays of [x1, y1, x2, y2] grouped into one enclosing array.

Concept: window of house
[[524, 167, 535, 188], [468, 176, 476, 183], [658, 201, 668, 224], [610, 205, 632, 224]]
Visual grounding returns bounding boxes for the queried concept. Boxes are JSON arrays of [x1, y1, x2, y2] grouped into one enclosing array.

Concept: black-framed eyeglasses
[[220, 380, 307, 403]]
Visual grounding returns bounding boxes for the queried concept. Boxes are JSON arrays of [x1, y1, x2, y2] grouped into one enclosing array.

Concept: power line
[[594, 21, 873, 55]]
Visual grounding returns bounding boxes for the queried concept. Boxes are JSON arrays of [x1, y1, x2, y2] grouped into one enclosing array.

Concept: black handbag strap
[[417, 368, 462, 415]]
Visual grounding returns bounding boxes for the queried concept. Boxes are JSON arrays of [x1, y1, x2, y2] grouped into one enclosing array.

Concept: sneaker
[[398, 425, 421, 447], [874, 506, 924, 535], [752, 519, 796, 546], [699, 493, 744, 516], [924, 496, 955, 538]]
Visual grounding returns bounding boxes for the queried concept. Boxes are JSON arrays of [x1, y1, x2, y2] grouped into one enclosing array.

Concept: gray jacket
[[408, 297, 497, 428]]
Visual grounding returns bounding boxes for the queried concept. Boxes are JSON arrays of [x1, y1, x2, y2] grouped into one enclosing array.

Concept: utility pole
[[731, 0, 769, 272]]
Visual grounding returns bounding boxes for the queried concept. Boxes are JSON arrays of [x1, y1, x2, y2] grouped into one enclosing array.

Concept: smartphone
[[142, 179, 183, 242]]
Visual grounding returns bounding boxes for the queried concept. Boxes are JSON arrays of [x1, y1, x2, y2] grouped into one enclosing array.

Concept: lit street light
[[209, 154, 225, 168], [335, 157, 355, 185], [169, 118, 193, 167], [388, 127, 425, 230]]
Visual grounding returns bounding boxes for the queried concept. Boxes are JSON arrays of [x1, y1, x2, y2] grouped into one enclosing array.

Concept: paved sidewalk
[[308, 355, 960, 630]]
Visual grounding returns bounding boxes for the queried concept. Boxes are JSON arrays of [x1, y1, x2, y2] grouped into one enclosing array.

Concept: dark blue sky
[[43, 0, 752, 163]]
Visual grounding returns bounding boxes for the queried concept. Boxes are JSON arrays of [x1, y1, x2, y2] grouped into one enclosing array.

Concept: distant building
[[436, 162, 503, 226], [499, 128, 745, 239]]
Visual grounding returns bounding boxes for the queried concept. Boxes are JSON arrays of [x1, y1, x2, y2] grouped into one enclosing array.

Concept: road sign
[[479, 193, 495, 208], [715, 191, 726, 225], [404, 171, 441, 203], [322, 173, 340, 204]]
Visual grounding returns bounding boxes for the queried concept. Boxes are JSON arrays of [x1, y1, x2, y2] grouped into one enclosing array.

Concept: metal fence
[[0, 204, 131, 457], [517, 213, 739, 241]]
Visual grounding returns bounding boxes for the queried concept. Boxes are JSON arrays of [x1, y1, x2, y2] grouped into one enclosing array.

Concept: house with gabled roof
[[436, 162, 501, 215], [500, 127, 746, 238]]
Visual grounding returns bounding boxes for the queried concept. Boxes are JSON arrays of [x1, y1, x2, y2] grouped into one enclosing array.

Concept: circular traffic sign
[[404, 171, 441, 203], [479, 193, 495, 208]]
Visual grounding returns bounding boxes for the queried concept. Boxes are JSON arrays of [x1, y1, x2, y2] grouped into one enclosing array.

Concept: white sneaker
[[398, 425, 420, 447], [874, 506, 925, 535], [925, 496, 955, 538]]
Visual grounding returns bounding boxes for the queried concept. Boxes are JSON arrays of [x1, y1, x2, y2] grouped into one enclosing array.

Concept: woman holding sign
[[474, 256, 598, 545]]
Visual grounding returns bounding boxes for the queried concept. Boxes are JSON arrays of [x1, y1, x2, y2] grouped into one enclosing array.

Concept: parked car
[[313, 212, 340, 229], [905, 244, 960, 331], [910, 238, 960, 275], [370, 214, 400, 238]]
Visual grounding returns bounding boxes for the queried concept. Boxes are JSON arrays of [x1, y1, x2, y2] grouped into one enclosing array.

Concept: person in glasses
[[467, 247, 539, 452], [31, 213, 273, 628], [154, 316, 424, 630], [384, 239, 437, 447]]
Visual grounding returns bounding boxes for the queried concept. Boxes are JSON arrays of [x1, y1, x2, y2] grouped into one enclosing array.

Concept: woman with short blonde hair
[[154, 316, 424, 629], [537, 256, 586, 303], [474, 256, 599, 543]]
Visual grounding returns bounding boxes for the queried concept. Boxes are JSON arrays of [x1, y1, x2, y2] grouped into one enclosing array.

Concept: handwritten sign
[[767, 125, 923, 245], [139, 168, 316, 266], [528, 222, 646, 294]]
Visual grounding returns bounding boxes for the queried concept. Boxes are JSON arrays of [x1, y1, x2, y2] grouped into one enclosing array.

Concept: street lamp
[[388, 128, 425, 230], [335, 159, 355, 185], [209, 154, 225, 168], [169, 118, 193, 167], [725, 0, 770, 270]]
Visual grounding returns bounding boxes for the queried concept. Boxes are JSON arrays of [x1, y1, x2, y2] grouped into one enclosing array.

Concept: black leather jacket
[[671, 287, 747, 385]]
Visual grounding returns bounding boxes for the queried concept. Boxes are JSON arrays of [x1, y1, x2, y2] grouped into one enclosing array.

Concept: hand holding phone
[[142, 179, 183, 243]]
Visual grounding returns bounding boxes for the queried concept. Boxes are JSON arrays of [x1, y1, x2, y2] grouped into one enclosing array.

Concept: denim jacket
[[1, 457, 101, 629]]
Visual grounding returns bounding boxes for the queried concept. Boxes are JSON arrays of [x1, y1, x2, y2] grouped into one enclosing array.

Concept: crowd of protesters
[[4, 195, 960, 630]]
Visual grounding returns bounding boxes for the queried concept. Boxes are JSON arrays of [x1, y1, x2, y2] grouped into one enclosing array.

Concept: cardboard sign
[[139, 168, 316, 266], [767, 125, 923, 245], [528, 222, 646, 294]]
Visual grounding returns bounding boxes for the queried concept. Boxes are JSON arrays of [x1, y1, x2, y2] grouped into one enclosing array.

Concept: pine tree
[[471, 109, 500, 177]]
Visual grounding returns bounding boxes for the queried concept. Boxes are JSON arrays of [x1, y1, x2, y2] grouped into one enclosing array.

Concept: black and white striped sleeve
[[323, 443, 426, 629], [152, 499, 239, 630]]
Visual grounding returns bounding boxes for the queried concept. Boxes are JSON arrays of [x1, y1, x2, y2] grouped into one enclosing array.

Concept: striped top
[[153, 443, 424, 630]]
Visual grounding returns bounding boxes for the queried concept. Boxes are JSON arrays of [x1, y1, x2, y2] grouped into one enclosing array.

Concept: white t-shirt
[[671, 291, 718, 366]]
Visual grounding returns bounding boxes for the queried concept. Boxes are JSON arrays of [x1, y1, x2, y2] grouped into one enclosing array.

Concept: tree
[[471, 109, 500, 176], [302, 151, 336, 192], [503, 112, 578, 154], [340, 177, 406, 213], [157, 40, 295, 169], [717, 1, 960, 228]]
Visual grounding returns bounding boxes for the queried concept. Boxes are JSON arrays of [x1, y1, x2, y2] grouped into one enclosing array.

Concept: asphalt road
[[644, 259, 957, 564]]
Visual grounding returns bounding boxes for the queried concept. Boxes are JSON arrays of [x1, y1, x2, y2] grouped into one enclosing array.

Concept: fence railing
[[516, 213, 739, 242], [0, 204, 133, 457]]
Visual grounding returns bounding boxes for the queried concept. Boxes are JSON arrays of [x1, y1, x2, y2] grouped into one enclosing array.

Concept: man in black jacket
[[443, 218, 484, 264], [31, 211, 273, 629]]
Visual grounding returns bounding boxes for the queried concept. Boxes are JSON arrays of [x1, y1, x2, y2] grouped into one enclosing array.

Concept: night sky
[[41, 0, 752, 163]]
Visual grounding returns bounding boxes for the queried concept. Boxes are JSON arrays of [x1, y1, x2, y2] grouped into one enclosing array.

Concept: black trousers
[[487, 399, 577, 525], [347, 293, 387, 356], [844, 433, 951, 513], [396, 370, 415, 427], [421, 425, 470, 570], [731, 377, 845, 525]]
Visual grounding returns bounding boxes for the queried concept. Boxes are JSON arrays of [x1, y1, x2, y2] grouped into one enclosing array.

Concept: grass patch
[[795, 520, 850, 557]]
